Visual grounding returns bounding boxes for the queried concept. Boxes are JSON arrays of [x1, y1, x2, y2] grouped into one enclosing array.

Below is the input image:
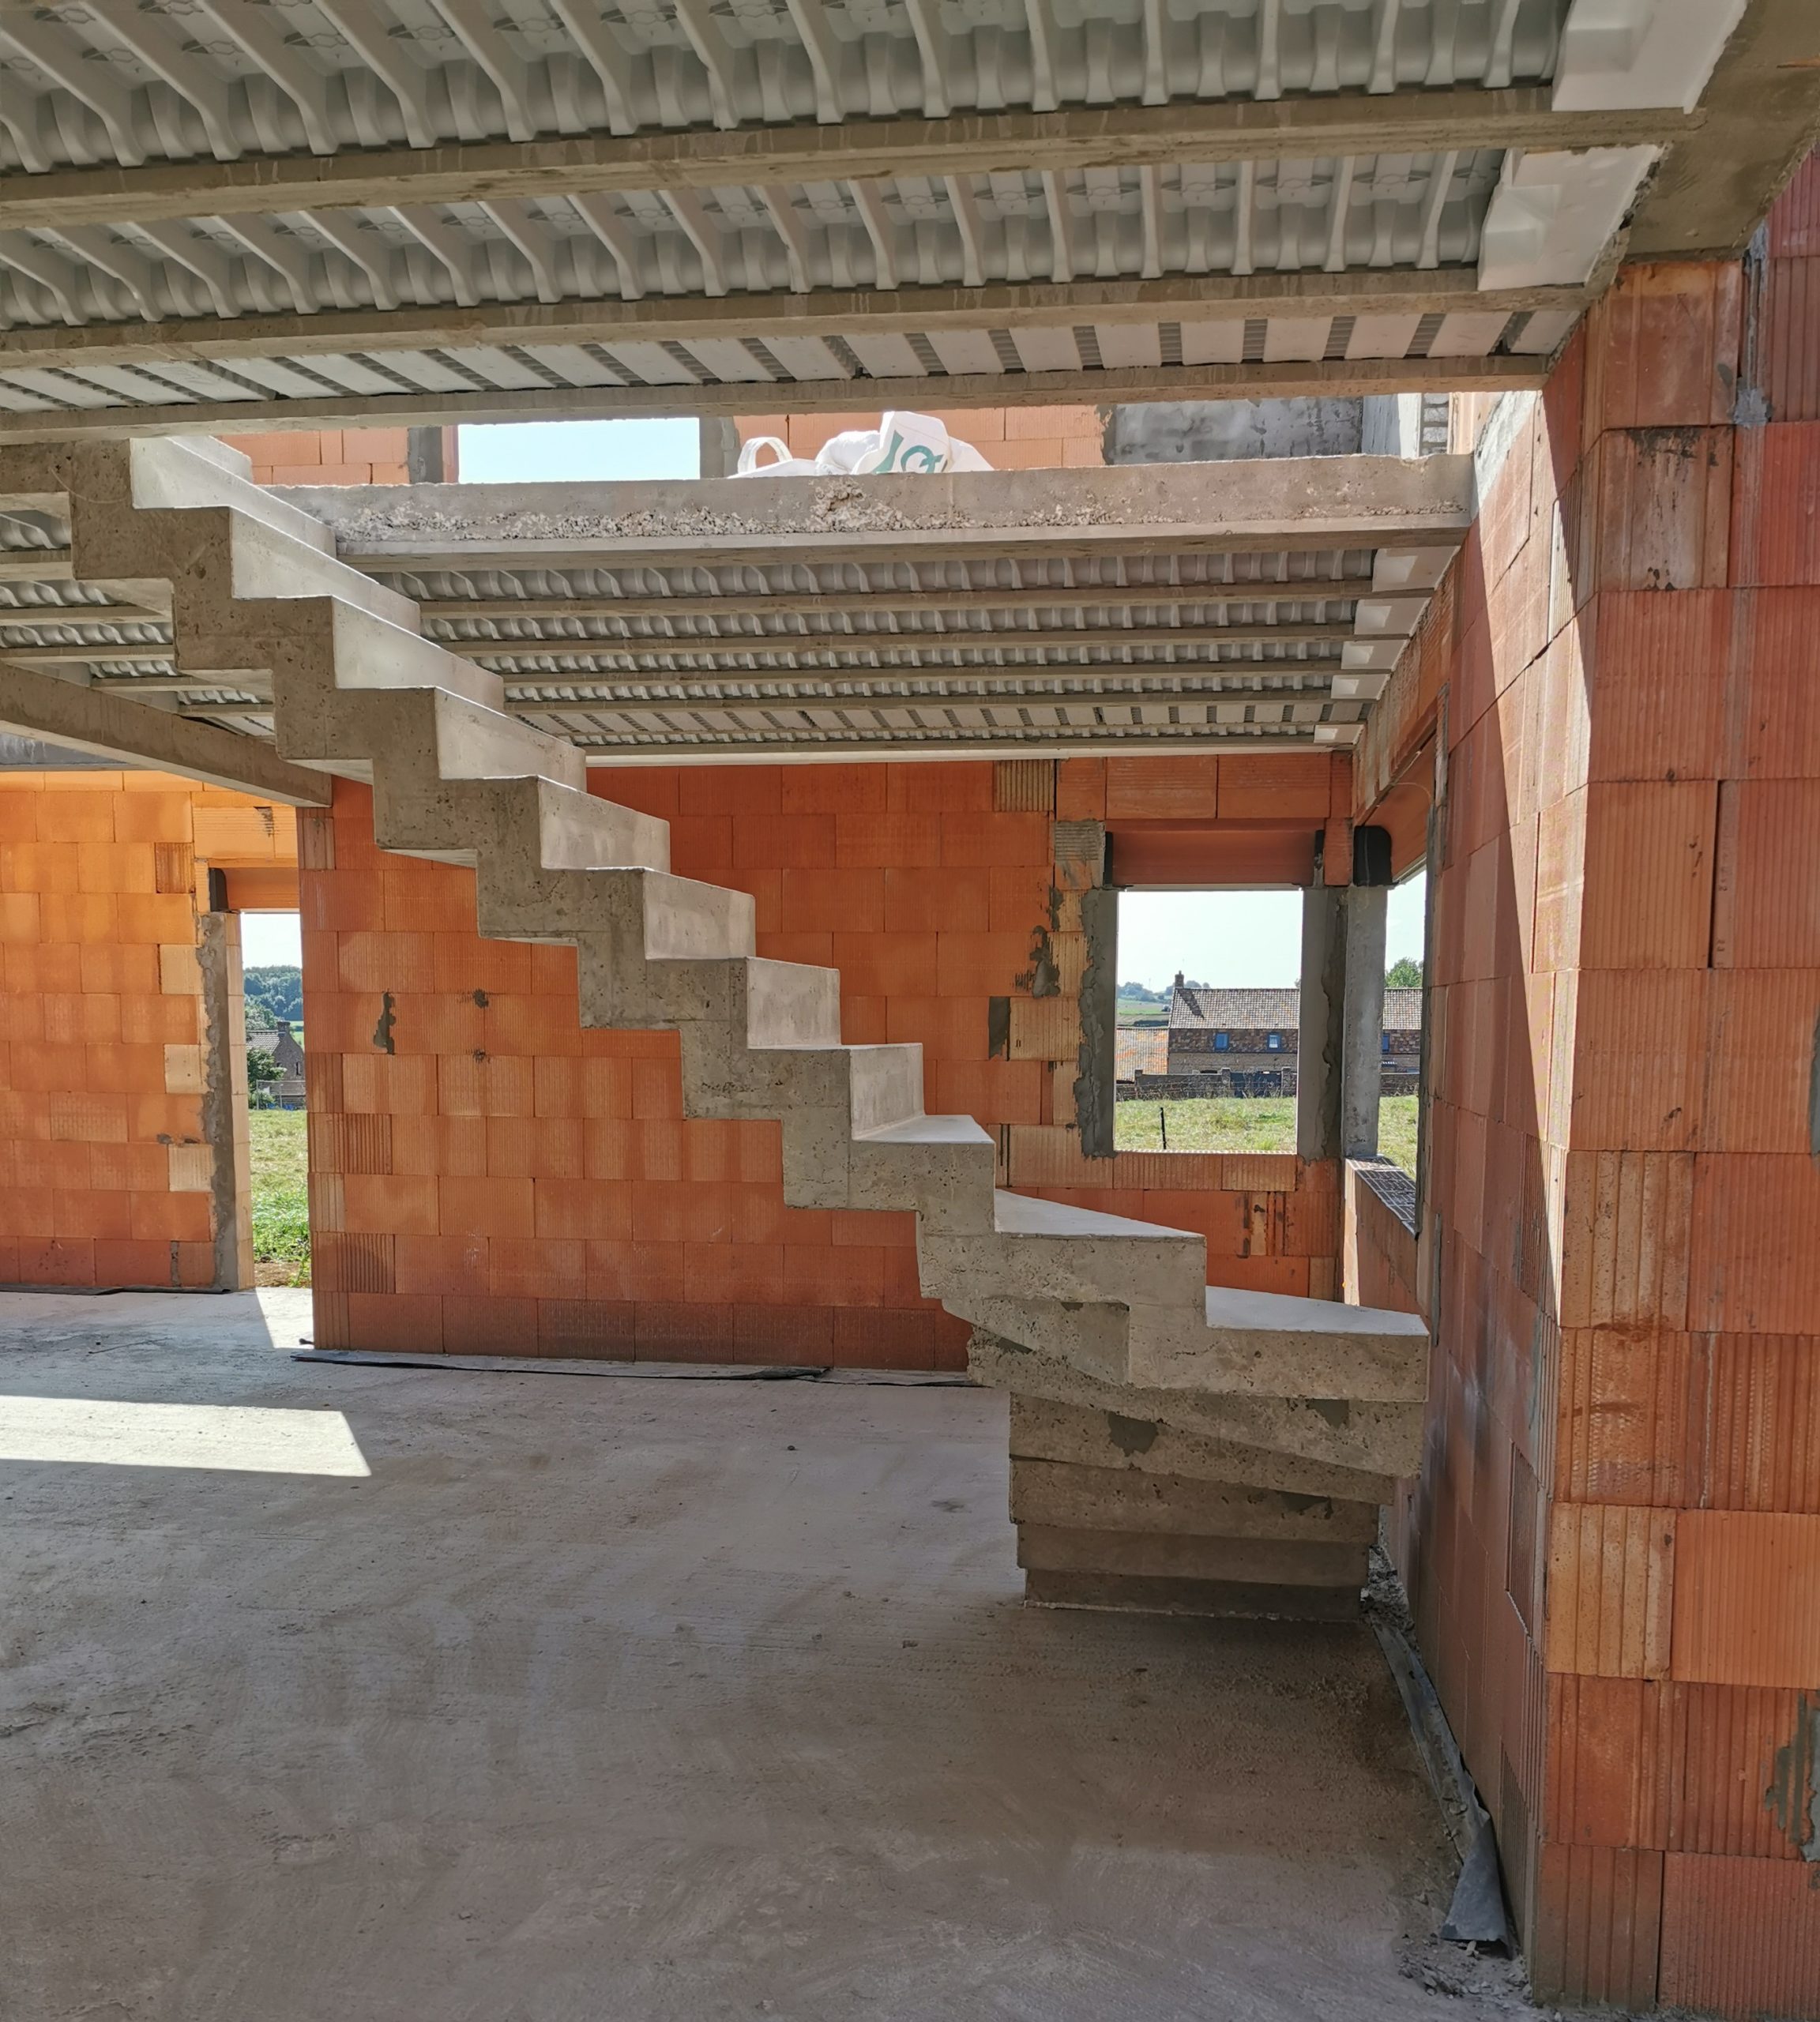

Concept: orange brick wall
[[736, 406, 1104, 471], [0, 771, 298, 1290], [1364, 156, 1820, 2016], [217, 427, 453, 487], [302, 753, 1341, 1366]]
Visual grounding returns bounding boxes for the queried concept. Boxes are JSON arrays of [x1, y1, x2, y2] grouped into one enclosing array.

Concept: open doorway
[[1114, 889, 1305, 1152], [238, 911, 309, 1287]]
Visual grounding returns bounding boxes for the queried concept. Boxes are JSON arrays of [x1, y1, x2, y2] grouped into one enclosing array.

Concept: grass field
[[248, 1107, 310, 1285], [1114, 1093, 1420, 1174]]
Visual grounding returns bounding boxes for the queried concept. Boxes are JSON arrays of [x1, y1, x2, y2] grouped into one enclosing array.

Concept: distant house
[[1115, 1028, 1169, 1080], [1160, 976, 1421, 1094], [247, 1018, 306, 1108]]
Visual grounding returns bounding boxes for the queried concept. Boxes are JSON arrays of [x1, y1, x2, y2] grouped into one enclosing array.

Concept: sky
[[457, 418, 698, 483], [1117, 873, 1427, 990], [241, 913, 302, 967]]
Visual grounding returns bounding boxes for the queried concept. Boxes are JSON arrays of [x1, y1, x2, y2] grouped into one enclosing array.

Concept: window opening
[[1114, 888, 1304, 1153]]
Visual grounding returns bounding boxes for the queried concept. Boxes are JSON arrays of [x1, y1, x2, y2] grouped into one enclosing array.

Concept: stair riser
[[850, 1141, 997, 1229], [919, 1232, 1207, 1312]]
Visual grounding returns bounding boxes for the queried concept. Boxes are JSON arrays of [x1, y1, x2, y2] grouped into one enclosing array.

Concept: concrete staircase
[[16, 434, 1427, 1622]]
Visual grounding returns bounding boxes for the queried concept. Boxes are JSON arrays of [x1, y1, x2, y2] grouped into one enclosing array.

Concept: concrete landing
[[2, 1291, 1521, 2022]]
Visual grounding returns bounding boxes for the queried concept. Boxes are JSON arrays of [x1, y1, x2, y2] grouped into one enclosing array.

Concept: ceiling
[[0, 0, 1805, 438], [0, 454, 1471, 757]]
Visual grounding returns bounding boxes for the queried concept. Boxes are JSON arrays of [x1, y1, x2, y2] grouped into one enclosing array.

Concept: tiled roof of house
[[1168, 984, 1424, 1031], [1115, 1028, 1170, 1078], [1169, 986, 1300, 1030]]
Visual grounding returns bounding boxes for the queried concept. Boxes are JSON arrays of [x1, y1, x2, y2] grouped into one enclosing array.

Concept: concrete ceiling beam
[[437, 624, 1359, 661], [0, 654, 329, 802], [417, 581, 1378, 623], [0, 270, 1583, 378], [0, 357, 1546, 442], [502, 682, 1355, 716], [0, 92, 1698, 234]]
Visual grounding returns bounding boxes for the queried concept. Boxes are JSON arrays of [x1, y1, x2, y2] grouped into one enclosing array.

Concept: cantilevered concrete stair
[[12, 434, 1427, 1622]]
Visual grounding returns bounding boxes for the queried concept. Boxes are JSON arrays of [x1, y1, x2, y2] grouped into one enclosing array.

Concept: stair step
[[969, 1332, 1423, 1481], [1006, 1394, 1396, 1504], [854, 1113, 994, 1150], [130, 437, 336, 557], [1023, 1568, 1362, 1622], [743, 956, 842, 1049], [1118, 1284, 1429, 1402], [1009, 1456, 1381, 1542], [991, 1190, 1198, 1244], [1015, 1522, 1368, 1591]]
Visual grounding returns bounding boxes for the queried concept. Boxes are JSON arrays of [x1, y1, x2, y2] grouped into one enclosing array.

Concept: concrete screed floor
[[1, 1290, 1529, 2022]]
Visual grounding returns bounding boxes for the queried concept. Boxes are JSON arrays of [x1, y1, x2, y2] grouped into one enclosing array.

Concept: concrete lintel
[[0, 358, 1550, 445], [0, 92, 1698, 233], [0, 656, 330, 805]]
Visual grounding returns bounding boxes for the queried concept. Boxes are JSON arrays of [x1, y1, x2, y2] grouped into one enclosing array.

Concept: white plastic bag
[[734, 434, 819, 477], [852, 410, 989, 474], [730, 412, 992, 478]]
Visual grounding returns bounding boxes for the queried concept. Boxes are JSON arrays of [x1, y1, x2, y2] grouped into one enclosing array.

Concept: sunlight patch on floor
[[0, 1396, 370, 1477]]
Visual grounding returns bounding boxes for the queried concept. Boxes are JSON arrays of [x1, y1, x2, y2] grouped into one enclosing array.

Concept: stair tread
[[992, 1190, 1198, 1242], [1203, 1285, 1427, 1341], [855, 1114, 992, 1148]]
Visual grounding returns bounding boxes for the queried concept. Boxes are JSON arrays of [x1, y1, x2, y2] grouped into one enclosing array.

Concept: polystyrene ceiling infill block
[[1477, 145, 1660, 291], [1552, 0, 1748, 112]]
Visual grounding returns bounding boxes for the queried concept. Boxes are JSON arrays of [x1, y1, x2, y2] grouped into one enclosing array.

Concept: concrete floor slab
[[2, 1290, 1526, 2022]]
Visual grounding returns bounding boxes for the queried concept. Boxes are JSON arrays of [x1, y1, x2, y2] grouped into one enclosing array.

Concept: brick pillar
[[1408, 154, 1820, 2014]]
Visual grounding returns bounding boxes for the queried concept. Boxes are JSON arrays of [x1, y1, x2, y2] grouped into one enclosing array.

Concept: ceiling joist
[[0, 355, 1544, 443], [0, 92, 1695, 235]]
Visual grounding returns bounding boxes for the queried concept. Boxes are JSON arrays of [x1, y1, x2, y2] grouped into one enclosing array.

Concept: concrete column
[[698, 417, 739, 479], [1075, 882, 1119, 1160], [1296, 887, 1344, 1163], [1341, 885, 1388, 1160]]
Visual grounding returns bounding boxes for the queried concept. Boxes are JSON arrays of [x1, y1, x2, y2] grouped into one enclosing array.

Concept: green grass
[[1116, 1000, 1169, 1024], [248, 1107, 310, 1284], [1378, 1096, 1420, 1178], [1112, 1092, 1423, 1171], [1115, 1095, 1298, 1153]]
